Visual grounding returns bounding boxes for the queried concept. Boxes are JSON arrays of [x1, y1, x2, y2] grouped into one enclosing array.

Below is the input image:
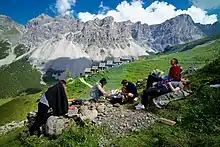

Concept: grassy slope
[[3, 57, 220, 146], [0, 93, 42, 126], [163, 33, 220, 54], [67, 40, 220, 98], [112, 56, 220, 147], [1, 39, 220, 146], [0, 58, 44, 99], [0, 98, 13, 106], [0, 127, 25, 146]]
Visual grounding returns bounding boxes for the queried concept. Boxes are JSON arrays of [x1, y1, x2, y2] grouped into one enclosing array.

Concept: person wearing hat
[[89, 78, 108, 102]]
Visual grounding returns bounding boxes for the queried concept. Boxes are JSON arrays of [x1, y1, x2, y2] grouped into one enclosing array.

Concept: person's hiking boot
[[113, 103, 120, 107], [209, 79, 220, 88], [135, 104, 145, 110], [210, 84, 220, 88], [208, 79, 220, 85]]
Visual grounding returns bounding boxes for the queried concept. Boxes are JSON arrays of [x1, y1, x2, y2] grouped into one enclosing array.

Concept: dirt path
[[79, 78, 93, 88]]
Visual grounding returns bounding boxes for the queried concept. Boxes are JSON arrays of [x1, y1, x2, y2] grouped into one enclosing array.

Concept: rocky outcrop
[[45, 116, 72, 136], [0, 15, 25, 44], [22, 14, 207, 56], [150, 14, 204, 51], [79, 105, 98, 121], [26, 101, 155, 137], [92, 103, 155, 137]]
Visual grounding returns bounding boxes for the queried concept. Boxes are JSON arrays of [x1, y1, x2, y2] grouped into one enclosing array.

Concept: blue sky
[[0, 0, 219, 25]]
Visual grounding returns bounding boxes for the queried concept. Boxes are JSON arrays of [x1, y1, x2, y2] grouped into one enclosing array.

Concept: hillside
[[1, 38, 220, 146], [0, 58, 43, 99], [67, 39, 220, 98], [113, 55, 220, 146], [163, 33, 220, 53], [0, 38, 220, 146], [0, 37, 219, 123]]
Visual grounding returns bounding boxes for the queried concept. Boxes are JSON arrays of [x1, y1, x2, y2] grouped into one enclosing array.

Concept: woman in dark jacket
[[29, 80, 68, 136]]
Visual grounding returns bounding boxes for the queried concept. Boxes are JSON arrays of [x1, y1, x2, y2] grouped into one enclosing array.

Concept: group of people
[[136, 58, 190, 109], [30, 58, 190, 135], [92, 58, 189, 110]]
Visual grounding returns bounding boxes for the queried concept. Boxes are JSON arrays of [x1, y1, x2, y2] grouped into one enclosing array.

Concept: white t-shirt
[[39, 94, 49, 107]]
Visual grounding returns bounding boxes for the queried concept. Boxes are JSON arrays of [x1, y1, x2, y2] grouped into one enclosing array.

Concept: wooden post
[[157, 117, 176, 126]]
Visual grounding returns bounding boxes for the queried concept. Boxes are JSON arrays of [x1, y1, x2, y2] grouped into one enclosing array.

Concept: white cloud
[[190, 0, 220, 10], [78, 0, 218, 25], [56, 0, 76, 15], [47, 4, 57, 14], [176, 6, 218, 25], [99, 1, 110, 14]]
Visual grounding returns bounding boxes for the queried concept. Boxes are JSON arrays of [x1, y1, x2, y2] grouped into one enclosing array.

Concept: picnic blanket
[[152, 90, 191, 109]]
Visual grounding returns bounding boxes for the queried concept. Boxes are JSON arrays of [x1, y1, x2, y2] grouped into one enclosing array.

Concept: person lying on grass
[[146, 58, 183, 89], [29, 80, 68, 136], [121, 79, 139, 103], [136, 78, 190, 110]]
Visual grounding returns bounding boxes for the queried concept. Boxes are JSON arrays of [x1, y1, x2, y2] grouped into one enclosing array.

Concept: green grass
[[67, 78, 91, 98], [0, 40, 10, 59], [67, 39, 220, 98], [0, 127, 25, 146], [113, 56, 220, 147], [0, 93, 42, 126], [163, 33, 220, 53], [0, 98, 13, 106], [0, 123, 108, 147], [1, 37, 220, 146], [2, 55, 220, 146], [0, 58, 44, 99], [63, 39, 220, 146]]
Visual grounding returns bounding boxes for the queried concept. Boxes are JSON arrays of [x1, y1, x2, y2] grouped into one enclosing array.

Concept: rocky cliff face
[[22, 15, 149, 61], [0, 15, 26, 66], [0, 15, 25, 44], [21, 14, 207, 59], [0, 13, 219, 80], [150, 14, 205, 51], [196, 21, 220, 36]]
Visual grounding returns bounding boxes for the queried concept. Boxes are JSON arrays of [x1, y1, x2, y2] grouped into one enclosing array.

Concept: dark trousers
[[29, 102, 49, 135], [141, 86, 169, 106], [146, 74, 162, 89]]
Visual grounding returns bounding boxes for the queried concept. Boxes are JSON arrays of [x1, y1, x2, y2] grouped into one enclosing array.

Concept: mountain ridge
[[0, 13, 219, 80]]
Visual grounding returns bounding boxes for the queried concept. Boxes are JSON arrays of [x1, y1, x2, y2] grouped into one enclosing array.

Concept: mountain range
[[0, 14, 220, 80]]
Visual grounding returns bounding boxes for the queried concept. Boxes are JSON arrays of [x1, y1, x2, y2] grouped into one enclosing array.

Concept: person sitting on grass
[[146, 58, 182, 89], [29, 80, 68, 136], [89, 78, 109, 102], [121, 79, 139, 103], [136, 78, 190, 110]]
